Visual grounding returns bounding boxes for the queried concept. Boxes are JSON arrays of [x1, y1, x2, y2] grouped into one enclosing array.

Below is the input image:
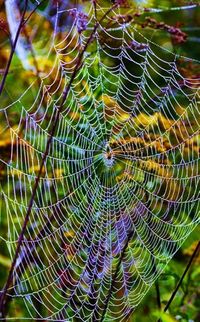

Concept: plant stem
[[158, 241, 200, 322], [0, 0, 47, 97], [153, 258, 161, 311], [155, 280, 161, 310], [100, 229, 135, 322], [0, 4, 116, 319], [0, 0, 28, 96]]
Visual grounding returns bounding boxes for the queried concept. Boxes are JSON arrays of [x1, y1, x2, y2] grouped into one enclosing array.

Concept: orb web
[[0, 2, 200, 321]]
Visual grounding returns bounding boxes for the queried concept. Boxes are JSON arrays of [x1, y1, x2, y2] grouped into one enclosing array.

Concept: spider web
[[0, 1, 200, 321]]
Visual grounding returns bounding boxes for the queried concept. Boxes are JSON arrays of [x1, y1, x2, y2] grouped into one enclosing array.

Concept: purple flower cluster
[[115, 0, 130, 8], [70, 9, 88, 34]]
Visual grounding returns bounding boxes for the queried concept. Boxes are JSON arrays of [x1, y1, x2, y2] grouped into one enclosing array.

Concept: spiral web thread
[[0, 2, 200, 321]]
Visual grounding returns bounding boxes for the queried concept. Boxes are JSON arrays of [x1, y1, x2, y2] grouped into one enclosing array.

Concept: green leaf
[[153, 310, 177, 322], [30, 0, 50, 11]]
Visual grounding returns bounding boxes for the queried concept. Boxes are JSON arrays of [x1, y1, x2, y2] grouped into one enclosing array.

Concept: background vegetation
[[0, 0, 200, 321]]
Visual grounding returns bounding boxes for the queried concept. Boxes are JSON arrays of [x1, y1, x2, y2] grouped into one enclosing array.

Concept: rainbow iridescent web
[[0, 2, 200, 321]]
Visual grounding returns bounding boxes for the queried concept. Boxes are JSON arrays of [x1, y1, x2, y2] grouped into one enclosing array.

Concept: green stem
[[158, 241, 200, 322]]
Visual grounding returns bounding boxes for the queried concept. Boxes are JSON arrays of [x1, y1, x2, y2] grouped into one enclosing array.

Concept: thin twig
[[0, 0, 47, 97], [0, 0, 28, 96], [22, 0, 48, 28], [157, 241, 200, 322], [100, 229, 135, 322], [153, 258, 161, 311], [100, 192, 160, 322], [155, 279, 161, 310], [0, 3, 117, 319]]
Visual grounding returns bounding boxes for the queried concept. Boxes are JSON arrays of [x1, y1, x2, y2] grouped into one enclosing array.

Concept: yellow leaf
[[0, 254, 11, 268], [183, 241, 200, 264]]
